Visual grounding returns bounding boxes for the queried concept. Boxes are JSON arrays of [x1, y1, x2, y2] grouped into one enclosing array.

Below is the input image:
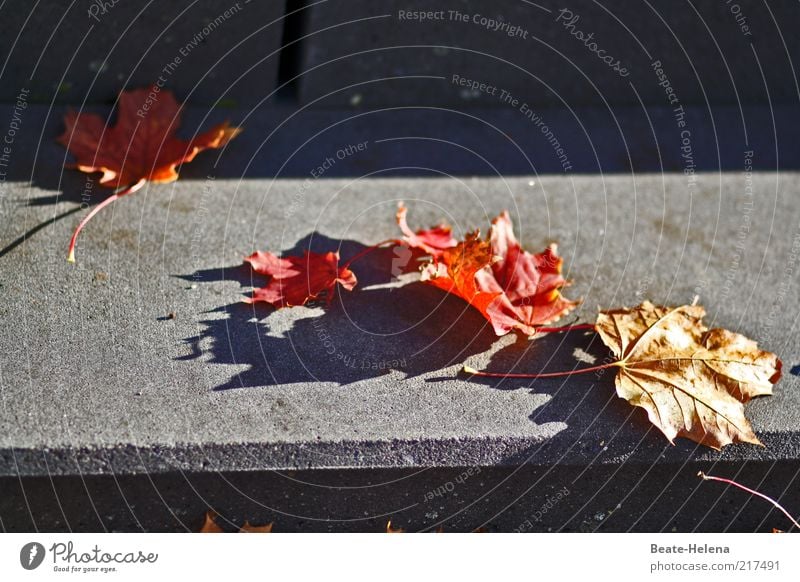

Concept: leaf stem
[[698, 472, 800, 530], [67, 178, 147, 263], [534, 323, 596, 333], [463, 361, 619, 379], [342, 238, 402, 269]]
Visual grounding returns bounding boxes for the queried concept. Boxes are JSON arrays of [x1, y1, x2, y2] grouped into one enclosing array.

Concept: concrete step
[[2, 171, 798, 474]]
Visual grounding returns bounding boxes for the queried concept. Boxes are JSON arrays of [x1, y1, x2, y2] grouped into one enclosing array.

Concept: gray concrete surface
[[1, 168, 798, 476]]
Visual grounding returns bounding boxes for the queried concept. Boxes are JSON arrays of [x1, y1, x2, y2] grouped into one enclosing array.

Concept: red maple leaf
[[481, 212, 578, 331], [421, 233, 506, 326], [421, 211, 578, 336], [243, 250, 357, 307], [241, 209, 576, 331], [396, 202, 457, 259], [58, 85, 241, 262], [59, 86, 240, 188]]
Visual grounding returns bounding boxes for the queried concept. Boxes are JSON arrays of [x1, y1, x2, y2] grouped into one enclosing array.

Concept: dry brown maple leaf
[[58, 85, 241, 262], [421, 212, 577, 335], [595, 301, 781, 449]]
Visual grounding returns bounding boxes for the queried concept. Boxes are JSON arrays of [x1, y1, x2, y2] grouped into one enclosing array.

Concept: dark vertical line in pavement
[[276, 0, 311, 102]]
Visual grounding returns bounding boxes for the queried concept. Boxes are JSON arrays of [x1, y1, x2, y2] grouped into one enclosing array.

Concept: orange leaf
[[240, 521, 274, 533], [385, 520, 405, 533], [199, 511, 224, 533], [244, 250, 357, 307], [421, 233, 506, 328], [57, 85, 241, 262], [420, 211, 577, 336], [58, 85, 241, 189]]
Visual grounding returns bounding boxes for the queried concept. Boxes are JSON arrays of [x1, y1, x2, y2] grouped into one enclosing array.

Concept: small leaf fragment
[[385, 520, 405, 533], [199, 511, 224, 533], [240, 521, 274, 533], [396, 202, 457, 258]]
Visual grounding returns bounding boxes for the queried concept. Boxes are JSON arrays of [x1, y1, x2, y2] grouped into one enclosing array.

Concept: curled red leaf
[[480, 212, 578, 332], [420, 211, 578, 336], [396, 202, 457, 259]]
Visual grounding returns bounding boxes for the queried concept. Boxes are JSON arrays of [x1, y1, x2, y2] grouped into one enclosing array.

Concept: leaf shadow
[[175, 232, 672, 456], [176, 233, 500, 390], [0, 170, 116, 260], [455, 328, 676, 460]]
